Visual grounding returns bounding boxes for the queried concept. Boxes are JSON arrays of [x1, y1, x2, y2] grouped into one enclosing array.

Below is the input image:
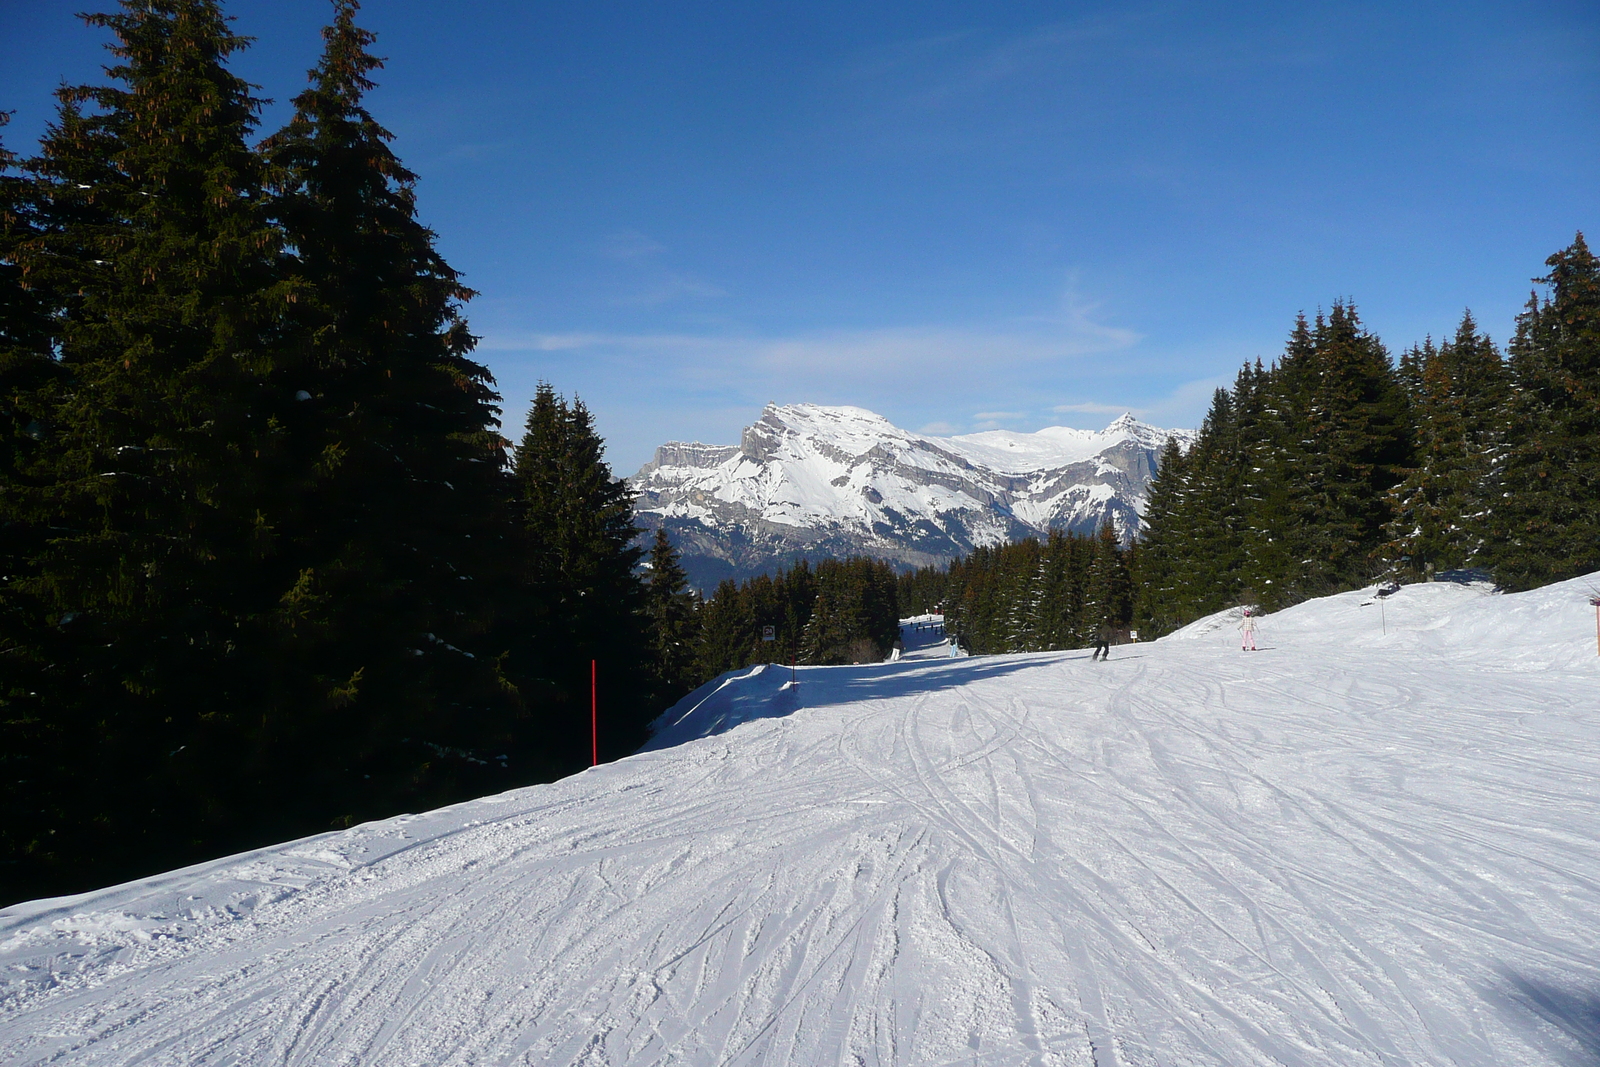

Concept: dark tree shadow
[[1491, 970, 1600, 1066], [642, 654, 1074, 752], [798, 657, 1053, 709]]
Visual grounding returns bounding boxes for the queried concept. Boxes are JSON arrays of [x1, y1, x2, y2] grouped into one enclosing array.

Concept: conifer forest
[[2, 0, 1597, 906]]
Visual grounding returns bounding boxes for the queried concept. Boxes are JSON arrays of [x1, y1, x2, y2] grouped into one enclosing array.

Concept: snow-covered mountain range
[[631, 403, 1195, 587]]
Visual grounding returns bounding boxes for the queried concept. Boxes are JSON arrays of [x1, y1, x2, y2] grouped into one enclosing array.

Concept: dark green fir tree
[[1285, 304, 1412, 592], [801, 557, 899, 664], [509, 384, 651, 764], [695, 577, 757, 680], [6, 0, 293, 899], [0, 115, 73, 892], [1131, 436, 1190, 635], [644, 528, 700, 703], [1384, 312, 1510, 578], [1486, 234, 1600, 589], [1081, 520, 1133, 641], [259, 0, 524, 824]]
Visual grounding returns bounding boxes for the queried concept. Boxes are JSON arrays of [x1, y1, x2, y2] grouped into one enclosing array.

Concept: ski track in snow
[[4, 578, 1600, 1065]]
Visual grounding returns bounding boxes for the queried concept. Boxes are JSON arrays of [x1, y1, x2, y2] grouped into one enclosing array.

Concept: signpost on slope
[[591, 659, 598, 767], [762, 625, 775, 643], [1590, 595, 1600, 656]]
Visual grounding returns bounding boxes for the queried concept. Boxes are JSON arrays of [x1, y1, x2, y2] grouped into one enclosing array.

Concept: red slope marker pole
[[591, 659, 598, 767]]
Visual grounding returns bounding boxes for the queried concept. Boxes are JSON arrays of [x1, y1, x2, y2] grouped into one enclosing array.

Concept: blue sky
[[4, 1, 1597, 471]]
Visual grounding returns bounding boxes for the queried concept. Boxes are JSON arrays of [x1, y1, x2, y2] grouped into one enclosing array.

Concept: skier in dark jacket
[[1091, 619, 1113, 661]]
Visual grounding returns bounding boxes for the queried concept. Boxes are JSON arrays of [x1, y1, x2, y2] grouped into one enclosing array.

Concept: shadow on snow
[[1492, 970, 1600, 1066], [641, 654, 1057, 753]]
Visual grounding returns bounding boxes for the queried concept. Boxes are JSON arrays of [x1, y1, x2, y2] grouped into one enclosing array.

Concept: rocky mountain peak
[[632, 404, 1195, 588]]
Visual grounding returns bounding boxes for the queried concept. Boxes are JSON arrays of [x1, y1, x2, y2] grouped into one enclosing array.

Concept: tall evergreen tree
[[1182, 386, 1251, 608], [1243, 325, 1318, 607], [1081, 520, 1133, 639], [246, 0, 524, 825], [1136, 306, 1409, 625], [509, 384, 650, 763], [694, 577, 755, 680], [1032, 530, 1083, 650], [1132, 436, 1190, 634], [645, 528, 699, 702], [3, 0, 300, 897], [257, 0, 523, 824], [688, 560, 818, 681], [0, 116, 72, 888], [0, 115, 57, 494], [1384, 313, 1510, 578], [1486, 234, 1600, 589], [1290, 303, 1413, 592]]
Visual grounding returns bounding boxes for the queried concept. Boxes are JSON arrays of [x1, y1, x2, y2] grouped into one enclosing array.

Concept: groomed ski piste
[[4, 576, 1600, 1065]]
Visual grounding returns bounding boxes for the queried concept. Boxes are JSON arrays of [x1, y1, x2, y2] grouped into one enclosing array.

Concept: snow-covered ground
[[4, 575, 1600, 1065]]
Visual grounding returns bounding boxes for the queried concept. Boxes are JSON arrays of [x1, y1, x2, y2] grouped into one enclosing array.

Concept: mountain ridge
[[631, 403, 1195, 588]]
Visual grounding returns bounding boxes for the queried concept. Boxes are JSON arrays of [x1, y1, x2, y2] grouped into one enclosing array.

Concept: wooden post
[[591, 659, 598, 767]]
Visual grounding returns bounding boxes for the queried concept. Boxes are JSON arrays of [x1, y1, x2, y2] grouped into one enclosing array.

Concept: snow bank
[[3, 574, 1600, 1065], [642, 663, 801, 751], [1172, 572, 1600, 670]]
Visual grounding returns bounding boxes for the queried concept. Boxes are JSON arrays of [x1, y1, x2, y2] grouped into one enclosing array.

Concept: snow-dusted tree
[[1383, 312, 1510, 578]]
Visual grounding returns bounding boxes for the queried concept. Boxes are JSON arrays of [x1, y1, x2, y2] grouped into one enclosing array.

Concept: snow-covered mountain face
[[631, 403, 1195, 587]]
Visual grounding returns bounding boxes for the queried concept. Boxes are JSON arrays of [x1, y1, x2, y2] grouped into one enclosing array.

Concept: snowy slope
[[632, 404, 1193, 587], [5, 575, 1600, 1065]]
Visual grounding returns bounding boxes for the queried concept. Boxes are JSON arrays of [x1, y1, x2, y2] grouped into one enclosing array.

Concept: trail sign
[[762, 625, 775, 642]]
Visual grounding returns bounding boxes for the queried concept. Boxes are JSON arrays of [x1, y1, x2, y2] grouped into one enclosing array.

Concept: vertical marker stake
[[591, 659, 598, 767]]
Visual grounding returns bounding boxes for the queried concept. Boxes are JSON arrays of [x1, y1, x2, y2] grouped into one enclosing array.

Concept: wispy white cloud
[[902, 20, 1124, 108], [1053, 401, 1136, 415], [611, 273, 728, 306], [478, 287, 1162, 467], [482, 313, 1138, 383], [591, 231, 726, 306], [1137, 374, 1232, 427], [835, 17, 1124, 111], [598, 229, 667, 260], [440, 139, 518, 163]]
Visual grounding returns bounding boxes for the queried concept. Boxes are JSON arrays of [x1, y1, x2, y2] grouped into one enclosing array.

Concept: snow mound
[[3, 574, 1599, 1066]]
